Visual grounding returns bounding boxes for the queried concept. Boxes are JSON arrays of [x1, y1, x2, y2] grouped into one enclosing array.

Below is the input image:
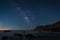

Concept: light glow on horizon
[[0, 27, 12, 30]]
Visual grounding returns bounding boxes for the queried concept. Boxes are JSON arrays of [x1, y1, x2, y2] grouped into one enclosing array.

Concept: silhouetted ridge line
[[53, 21, 60, 25], [34, 21, 60, 32]]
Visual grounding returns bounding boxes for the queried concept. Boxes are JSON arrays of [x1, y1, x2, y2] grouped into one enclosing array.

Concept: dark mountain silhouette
[[34, 21, 60, 32]]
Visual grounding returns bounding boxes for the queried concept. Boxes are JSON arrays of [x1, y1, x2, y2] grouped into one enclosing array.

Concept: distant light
[[0, 27, 12, 30]]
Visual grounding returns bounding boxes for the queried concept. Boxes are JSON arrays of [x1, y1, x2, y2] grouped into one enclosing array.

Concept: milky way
[[9, 0, 38, 27], [0, 0, 59, 30]]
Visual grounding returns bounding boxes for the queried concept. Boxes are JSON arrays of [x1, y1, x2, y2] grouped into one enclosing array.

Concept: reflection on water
[[0, 30, 60, 40], [1, 36, 41, 40]]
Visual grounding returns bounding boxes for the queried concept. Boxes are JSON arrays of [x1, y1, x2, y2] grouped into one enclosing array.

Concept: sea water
[[0, 30, 60, 40]]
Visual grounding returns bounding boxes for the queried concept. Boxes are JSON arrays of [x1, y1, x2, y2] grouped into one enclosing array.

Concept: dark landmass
[[34, 21, 60, 32]]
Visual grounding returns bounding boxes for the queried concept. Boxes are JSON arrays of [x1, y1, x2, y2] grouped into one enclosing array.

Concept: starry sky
[[0, 0, 60, 30]]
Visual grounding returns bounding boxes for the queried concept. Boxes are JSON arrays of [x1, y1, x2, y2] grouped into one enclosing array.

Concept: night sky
[[0, 0, 60, 30]]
